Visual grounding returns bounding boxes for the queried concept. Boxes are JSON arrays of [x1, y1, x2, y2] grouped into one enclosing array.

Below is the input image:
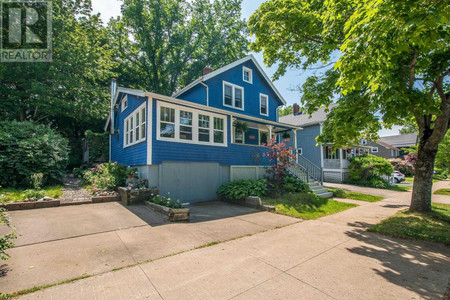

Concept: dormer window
[[223, 81, 244, 110], [243, 67, 252, 84], [121, 95, 128, 112], [260, 93, 268, 116], [361, 139, 367, 145]]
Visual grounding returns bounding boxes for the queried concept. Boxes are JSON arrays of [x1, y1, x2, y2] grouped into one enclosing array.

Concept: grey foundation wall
[[137, 163, 267, 203]]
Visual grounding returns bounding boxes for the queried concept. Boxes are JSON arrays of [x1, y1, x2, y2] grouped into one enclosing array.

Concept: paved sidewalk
[[16, 189, 450, 299]]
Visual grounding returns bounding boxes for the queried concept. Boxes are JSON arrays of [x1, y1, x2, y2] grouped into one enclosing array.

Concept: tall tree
[[110, 0, 249, 96], [249, 0, 449, 212], [0, 0, 115, 166], [278, 105, 294, 117]]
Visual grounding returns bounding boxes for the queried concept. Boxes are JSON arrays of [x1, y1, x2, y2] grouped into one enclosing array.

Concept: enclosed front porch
[[323, 145, 372, 170]]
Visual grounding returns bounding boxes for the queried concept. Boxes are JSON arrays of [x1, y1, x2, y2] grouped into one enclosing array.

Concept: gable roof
[[375, 140, 400, 151], [279, 103, 338, 127], [379, 134, 418, 148], [172, 54, 286, 105]]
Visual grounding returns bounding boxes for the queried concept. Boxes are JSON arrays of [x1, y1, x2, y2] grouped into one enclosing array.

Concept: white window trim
[[223, 81, 244, 111], [259, 93, 269, 116], [121, 95, 128, 112], [243, 66, 253, 84], [156, 102, 227, 147], [297, 148, 303, 155], [361, 139, 367, 145], [123, 102, 146, 148], [371, 147, 379, 153]]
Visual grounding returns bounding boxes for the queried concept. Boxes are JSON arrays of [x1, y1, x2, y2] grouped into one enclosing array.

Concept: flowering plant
[[148, 194, 183, 209], [82, 162, 127, 194]]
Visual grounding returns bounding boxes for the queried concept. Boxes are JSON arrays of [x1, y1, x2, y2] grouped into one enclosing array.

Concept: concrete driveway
[[0, 201, 298, 294]]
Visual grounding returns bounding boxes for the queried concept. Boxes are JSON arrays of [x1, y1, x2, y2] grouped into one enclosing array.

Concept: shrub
[[348, 155, 393, 181], [82, 162, 127, 194], [283, 176, 309, 193], [23, 189, 45, 199], [84, 130, 109, 163], [0, 121, 69, 188], [389, 158, 415, 177], [0, 207, 17, 260], [217, 179, 267, 200], [333, 188, 346, 198], [264, 139, 296, 190]]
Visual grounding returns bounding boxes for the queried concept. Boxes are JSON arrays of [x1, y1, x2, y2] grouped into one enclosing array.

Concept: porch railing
[[289, 156, 323, 185]]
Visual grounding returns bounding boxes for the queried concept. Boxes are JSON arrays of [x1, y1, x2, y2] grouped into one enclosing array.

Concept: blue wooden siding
[[177, 60, 282, 121], [110, 94, 148, 166], [296, 124, 322, 167], [151, 99, 270, 166]]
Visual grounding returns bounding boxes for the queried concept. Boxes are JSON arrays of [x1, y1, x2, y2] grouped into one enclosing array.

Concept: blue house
[[280, 104, 372, 183], [105, 55, 305, 202]]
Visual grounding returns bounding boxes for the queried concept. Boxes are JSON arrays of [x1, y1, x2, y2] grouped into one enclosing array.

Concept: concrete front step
[[307, 182, 333, 198]]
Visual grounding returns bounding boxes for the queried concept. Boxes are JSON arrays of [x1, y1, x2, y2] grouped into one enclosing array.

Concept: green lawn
[[386, 185, 412, 192], [368, 203, 450, 245], [404, 176, 440, 184], [434, 188, 450, 195], [0, 186, 63, 203], [328, 188, 384, 202], [262, 192, 358, 220]]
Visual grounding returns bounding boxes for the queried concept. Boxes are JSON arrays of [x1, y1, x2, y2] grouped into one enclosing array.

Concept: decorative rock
[[43, 196, 52, 200]]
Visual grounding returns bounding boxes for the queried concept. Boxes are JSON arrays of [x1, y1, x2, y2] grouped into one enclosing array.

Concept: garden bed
[[118, 187, 159, 205], [144, 201, 190, 222], [1, 198, 60, 210]]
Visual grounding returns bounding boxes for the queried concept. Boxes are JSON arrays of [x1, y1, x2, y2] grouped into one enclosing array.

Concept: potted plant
[[282, 132, 291, 142], [233, 120, 249, 133], [126, 167, 137, 179]]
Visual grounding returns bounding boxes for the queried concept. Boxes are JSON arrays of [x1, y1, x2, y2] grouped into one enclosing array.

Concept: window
[[198, 114, 210, 142], [124, 103, 146, 147], [121, 96, 128, 112], [157, 103, 227, 146], [179, 111, 193, 141], [214, 117, 224, 144], [160, 106, 175, 138], [260, 93, 268, 116], [297, 148, 303, 156], [243, 67, 252, 84], [234, 128, 243, 144], [324, 146, 340, 159], [371, 147, 379, 153], [361, 139, 367, 145], [223, 81, 244, 110]]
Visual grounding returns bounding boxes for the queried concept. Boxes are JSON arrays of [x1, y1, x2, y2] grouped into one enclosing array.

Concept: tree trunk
[[410, 143, 438, 212]]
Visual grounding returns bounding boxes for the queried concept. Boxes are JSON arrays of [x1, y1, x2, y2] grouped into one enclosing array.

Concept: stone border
[[1, 194, 121, 211], [144, 201, 190, 222]]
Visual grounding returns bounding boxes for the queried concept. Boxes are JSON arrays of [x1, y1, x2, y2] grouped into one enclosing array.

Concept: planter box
[[91, 195, 121, 203], [1, 199, 60, 211], [118, 187, 159, 205], [144, 201, 190, 222]]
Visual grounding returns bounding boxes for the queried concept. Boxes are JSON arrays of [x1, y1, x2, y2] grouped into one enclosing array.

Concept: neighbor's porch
[[323, 145, 372, 170]]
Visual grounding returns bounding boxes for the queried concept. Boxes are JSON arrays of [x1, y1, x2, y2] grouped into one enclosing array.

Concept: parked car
[[392, 171, 405, 183]]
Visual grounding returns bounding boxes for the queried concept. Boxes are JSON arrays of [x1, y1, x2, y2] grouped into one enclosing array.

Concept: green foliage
[[368, 203, 450, 245], [283, 176, 308, 193], [111, 0, 249, 96], [278, 106, 293, 117], [348, 155, 394, 182], [0, 207, 17, 260], [332, 188, 345, 198], [262, 192, 357, 220], [434, 189, 450, 196], [84, 130, 109, 163], [233, 120, 249, 133], [0, 186, 62, 203], [217, 179, 267, 200], [148, 194, 182, 209], [0, 121, 69, 188], [82, 162, 127, 194], [126, 167, 138, 176], [30, 173, 45, 190], [435, 132, 450, 177], [264, 140, 296, 190], [73, 167, 86, 179]]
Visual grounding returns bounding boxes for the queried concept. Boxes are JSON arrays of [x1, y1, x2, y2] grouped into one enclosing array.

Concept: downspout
[[199, 81, 209, 106]]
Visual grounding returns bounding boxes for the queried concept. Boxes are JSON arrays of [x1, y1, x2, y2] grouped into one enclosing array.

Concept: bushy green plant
[[82, 162, 127, 194], [30, 173, 44, 190], [73, 167, 86, 179], [0, 121, 69, 188], [348, 155, 393, 181], [217, 179, 268, 200], [283, 176, 309, 193], [84, 130, 109, 163], [0, 207, 17, 260], [148, 194, 182, 209], [389, 159, 414, 177], [333, 188, 346, 198], [24, 189, 45, 199]]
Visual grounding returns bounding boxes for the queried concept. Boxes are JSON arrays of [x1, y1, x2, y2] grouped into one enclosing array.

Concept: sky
[[91, 0, 401, 136]]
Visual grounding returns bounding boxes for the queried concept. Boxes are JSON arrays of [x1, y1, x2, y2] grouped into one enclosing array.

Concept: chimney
[[293, 103, 300, 115], [203, 66, 213, 76]]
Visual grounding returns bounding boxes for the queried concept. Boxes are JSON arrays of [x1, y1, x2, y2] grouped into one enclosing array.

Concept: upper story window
[[223, 81, 244, 110], [157, 103, 227, 147], [260, 93, 269, 116], [361, 139, 367, 145], [243, 67, 252, 84], [121, 95, 128, 112], [124, 103, 146, 147]]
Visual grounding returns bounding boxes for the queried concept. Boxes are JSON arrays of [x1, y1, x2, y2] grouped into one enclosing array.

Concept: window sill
[[124, 138, 146, 148]]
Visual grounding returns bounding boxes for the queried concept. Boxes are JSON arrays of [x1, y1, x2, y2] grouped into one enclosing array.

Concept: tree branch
[[409, 49, 419, 89]]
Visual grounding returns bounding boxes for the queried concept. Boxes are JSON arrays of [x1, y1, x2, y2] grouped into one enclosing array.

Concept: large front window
[[157, 103, 227, 146], [223, 81, 244, 110], [124, 103, 146, 147]]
